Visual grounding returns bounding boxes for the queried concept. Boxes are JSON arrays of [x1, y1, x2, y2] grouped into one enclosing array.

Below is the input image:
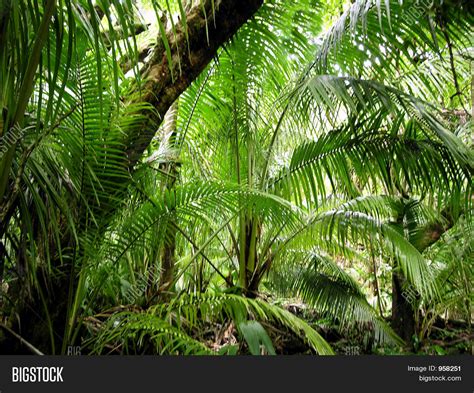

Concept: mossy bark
[[124, 0, 263, 167]]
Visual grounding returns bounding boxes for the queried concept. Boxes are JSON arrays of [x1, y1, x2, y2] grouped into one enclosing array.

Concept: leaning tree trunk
[[125, 0, 264, 167]]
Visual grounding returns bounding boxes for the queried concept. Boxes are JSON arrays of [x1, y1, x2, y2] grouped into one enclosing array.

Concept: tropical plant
[[0, 0, 472, 355]]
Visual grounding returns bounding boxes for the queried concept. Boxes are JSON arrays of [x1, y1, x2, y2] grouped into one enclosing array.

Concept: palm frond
[[153, 292, 334, 354], [269, 251, 402, 346]]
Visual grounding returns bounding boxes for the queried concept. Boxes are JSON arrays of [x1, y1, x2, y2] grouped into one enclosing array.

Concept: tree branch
[[124, 0, 263, 167]]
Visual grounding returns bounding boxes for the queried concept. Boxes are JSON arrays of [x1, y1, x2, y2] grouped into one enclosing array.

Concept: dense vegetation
[[0, 0, 472, 355]]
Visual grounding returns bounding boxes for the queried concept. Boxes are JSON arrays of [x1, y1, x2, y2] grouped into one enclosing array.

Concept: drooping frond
[[88, 311, 214, 355], [152, 292, 334, 354], [289, 75, 473, 170], [87, 292, 334, 355], [270, 119, 470, 208], [268, 251, 402, 346], [308, 208, 439, 298], [85, 181, 303, 281]]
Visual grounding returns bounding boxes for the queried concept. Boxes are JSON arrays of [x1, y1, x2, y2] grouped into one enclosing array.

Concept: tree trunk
[[157, 103, 179, 299], [125, 0, 264, 167], [391, 268, 416, 345], [391, 203, 455, 346]]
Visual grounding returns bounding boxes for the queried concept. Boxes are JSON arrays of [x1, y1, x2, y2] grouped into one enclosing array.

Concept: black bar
[[0, 355, 472, 392]]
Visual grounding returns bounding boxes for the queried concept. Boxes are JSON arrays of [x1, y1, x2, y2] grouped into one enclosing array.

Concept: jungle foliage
[[0, 0, 472, 355]]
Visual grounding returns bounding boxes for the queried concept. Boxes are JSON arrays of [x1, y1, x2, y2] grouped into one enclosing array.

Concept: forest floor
[[265, 303, 474, 356]]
